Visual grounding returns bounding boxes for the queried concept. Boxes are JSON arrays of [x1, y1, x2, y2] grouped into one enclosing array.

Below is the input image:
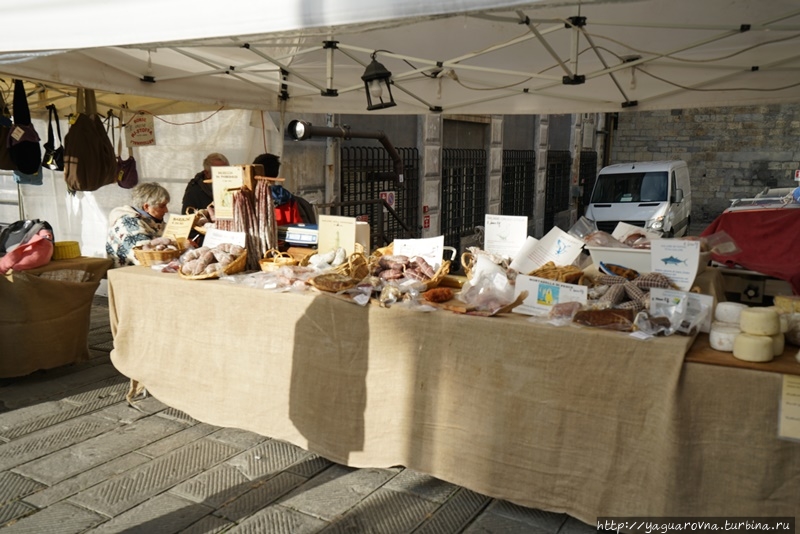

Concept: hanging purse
[[115, 112, 138, 189], [42, 104, 64, 171], [7, 79, 42, 175]]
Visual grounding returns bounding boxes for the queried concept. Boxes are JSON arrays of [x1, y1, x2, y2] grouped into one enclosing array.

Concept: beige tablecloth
[[108, 266, 800, 522], [1, 257, 112, 378]]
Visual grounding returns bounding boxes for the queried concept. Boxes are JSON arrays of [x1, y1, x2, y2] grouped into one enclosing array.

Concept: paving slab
[[136, 422, 220, 459], [0, 414, 117, 471], [22, 452, 151, 509], [180, 513, 235, 534], [14, 416, 186, 485], [227, 504, 328, 534], [225, 438, 312, 481], [412, 488, 492, 534], [320, 486, 440, 534], [170, 463, 253, 508], [0, 471, 45, 505], [0, 500, 36, 526], [383, 468, 461, 504], [279, 464, 399, 522], [68, 437, 240, 517], [0, 501, 104, 534], [85, 493, 214, 534], [213, 471, 308, 523]]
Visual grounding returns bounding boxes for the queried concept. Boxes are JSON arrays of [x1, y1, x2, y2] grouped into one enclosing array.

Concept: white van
[[584, 160, 692, 237]]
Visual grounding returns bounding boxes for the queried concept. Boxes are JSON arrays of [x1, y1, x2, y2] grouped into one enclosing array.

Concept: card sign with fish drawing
[[650, 238, 700, 291]]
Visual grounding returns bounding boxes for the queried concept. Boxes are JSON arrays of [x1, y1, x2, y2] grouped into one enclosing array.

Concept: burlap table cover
[[1, 257, 112, 377], [108, 267, 800, 522]]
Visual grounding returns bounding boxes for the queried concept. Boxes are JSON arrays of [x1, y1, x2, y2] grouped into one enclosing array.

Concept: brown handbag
[[63, 88, 117, 192]]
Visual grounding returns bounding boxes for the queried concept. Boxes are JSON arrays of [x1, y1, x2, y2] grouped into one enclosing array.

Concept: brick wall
[[611, 105, 800, 223]]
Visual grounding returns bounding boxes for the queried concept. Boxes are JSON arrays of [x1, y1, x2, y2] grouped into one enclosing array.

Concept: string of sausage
[[232, 189, 261, 271]]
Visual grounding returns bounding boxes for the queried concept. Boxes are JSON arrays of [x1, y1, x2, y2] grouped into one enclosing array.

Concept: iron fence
[[339, 146, 420, 249], [501, 150, 536, 218], [544, 150, 572, 232], [441, 148, 487, 268]]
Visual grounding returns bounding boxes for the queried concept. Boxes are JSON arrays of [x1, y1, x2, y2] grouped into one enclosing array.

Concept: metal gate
[[441, 148, 487, 267], [501, 150, 536, 217], [544, 150, 572, 232], [579, 150, 598, 215], [340, 146, 420, 249]]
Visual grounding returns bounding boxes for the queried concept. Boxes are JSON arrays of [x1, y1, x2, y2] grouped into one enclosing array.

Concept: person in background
[[182, 152, 229, 214], [253, 152, 316, 225], [106, 182, 170, 268]]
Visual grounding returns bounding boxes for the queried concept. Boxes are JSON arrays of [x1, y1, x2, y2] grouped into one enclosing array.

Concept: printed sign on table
[[650, 239, 700, 291], [484, 214, 528, 258], [512, 275, 588, 316], [509, 227, 584, 274]]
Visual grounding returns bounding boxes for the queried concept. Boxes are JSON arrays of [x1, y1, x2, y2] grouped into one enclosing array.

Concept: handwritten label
[[124, 113, 156, 146], [162, 214, 194, 240]]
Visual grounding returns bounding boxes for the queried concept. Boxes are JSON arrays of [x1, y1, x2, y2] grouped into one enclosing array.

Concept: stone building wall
[[611, 105, 800, 223]]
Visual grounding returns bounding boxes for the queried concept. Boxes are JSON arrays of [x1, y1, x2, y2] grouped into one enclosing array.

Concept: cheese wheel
[[774, 295, 800, 314], [715, 302, 748, 324], [762, 306, 789, 333], [772, 333, 785, 357], [739, 308, 781, 336], [709, 322, 741, 352], [733, 333, 774, 363]]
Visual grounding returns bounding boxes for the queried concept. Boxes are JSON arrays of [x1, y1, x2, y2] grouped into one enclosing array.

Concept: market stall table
[[107, 266, 800, 523], [1, 256, 112, 378]]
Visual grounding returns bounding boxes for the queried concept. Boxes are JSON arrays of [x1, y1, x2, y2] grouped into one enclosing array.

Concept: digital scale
[[281, 224, 318, 246]]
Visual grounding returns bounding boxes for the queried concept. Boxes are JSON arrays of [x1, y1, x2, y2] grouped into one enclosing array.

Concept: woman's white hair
[[131, 182, 170, 208]]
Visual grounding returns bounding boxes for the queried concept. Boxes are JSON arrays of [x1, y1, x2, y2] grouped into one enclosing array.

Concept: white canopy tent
[[1, 0, 800, 116], [2, 0, 800, 259]]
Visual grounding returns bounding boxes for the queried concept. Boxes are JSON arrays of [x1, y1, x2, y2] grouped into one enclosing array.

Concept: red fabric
[[0, 231, 54, 274], [274, 199, 303, 226], [701, 208, 800, 295]]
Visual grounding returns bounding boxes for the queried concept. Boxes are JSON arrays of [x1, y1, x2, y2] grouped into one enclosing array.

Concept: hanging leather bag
[[42, 104, 64, 171], [63, 88, 117, 192], [7, 79, 41, 175], [0, 90, 15, 171], [115, 114, 138, 189]]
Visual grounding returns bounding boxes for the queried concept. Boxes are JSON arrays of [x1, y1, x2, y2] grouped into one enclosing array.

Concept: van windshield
[[590, 171, 668, 203]]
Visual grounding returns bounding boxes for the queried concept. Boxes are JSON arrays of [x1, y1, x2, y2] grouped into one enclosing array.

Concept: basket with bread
[[177, 243, 247, 280], [133, 237, 186, 266]]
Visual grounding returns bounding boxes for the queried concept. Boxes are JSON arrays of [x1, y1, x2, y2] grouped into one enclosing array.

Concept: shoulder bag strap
[[51, 105, 63, 146], [45, 105, 56, 147]]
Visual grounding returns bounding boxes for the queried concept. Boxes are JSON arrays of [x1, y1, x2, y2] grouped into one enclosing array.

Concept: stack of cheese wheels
[[708, 302, 748, 352], [734, 307, 783, 363]]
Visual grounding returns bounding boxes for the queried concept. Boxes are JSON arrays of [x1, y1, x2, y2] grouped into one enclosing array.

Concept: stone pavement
[[0, 296, 597, 534]]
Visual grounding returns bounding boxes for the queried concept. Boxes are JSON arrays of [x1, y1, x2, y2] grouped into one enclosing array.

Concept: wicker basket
[[332, 252, 370, 280], [133, 244, 183, 266], [259, 249, 299, 272], [369, 243, 451, 290], [178, 250, 247, 280]]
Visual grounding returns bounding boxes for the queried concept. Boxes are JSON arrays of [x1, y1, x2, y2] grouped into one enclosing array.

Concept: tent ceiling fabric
[[2, 0, 800, 116]]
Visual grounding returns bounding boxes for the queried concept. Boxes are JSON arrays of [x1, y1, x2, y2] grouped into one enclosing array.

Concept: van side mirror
[[673, 188, 684, 203]]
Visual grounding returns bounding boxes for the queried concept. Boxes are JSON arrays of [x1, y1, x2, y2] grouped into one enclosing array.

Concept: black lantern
[[361, 54, 396, 111]]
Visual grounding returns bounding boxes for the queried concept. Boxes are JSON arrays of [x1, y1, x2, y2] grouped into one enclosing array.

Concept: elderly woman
[[106, 182, 170, 267]]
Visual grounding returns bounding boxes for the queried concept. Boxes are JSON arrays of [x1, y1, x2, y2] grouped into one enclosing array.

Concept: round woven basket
[[259, 249, 298, 272], [133, 246, 182, 266], [53, 241, 81, 260], [178, 250, 248, 280]]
